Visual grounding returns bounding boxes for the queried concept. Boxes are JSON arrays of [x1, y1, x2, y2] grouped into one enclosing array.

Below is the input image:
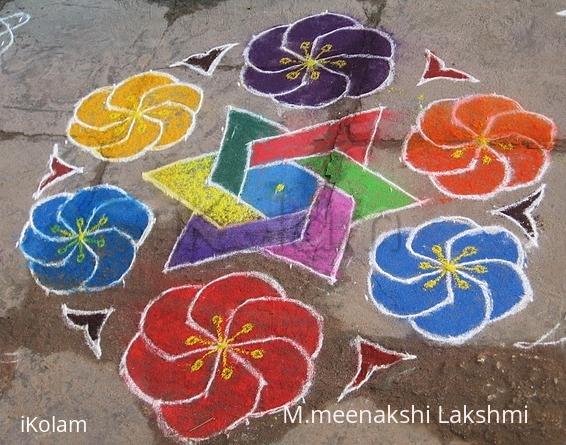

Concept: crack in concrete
[[0, 129, 64, 142], [91, 161, 109, 186]]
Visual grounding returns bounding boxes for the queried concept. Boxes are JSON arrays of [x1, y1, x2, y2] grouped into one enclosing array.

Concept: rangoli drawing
[[120, 273, 323, 441], [67, 71, 203, 161], [241, 12, 394, 108], [18, 185, 154, 294], [403, 94, 556, 199], [369, 216, 532, 344]]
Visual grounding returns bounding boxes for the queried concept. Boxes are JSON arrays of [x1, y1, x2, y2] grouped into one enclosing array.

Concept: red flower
[[403, 94, 556, 199], [120, 273, 323, 441]]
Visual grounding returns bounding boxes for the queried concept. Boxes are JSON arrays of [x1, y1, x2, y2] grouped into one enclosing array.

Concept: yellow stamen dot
[[419, 261, 435, 270], [241, 323, 254, 333], [482, 155, 492, 165], [454, 275, 470, 289], [275, 183, 285, 193], [221, 367, 233, 380], [286, 71, 302, 80], [494, 141, 513, 151], [185, 336, 200, 346], [191, 359, 204, 372], [279, 57, 294, 65], [424, 277, 442, 289], [431, 245, 443, 257], [212, 315, 223, 326], [250, 349, 264, 359], [464, 264, 488, 274], [310, 70, 320, 80], [300, 41, 311, 51], [320, 44, 333, 52], [330, 60, 347, 69], [451, 149, 465, 159]]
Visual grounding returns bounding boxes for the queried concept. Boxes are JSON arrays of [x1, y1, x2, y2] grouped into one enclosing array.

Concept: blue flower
[[19, 185, 154, 294], [369, 216, 532, 344]]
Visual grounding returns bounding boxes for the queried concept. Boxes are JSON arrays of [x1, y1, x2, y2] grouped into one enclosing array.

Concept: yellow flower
[[67, 71, 202, 161]]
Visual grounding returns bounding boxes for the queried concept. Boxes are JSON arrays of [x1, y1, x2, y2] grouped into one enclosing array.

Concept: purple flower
[[241, 12, 394, 108]]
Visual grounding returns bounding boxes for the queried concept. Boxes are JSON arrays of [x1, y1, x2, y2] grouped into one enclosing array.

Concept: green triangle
[[210, 108, 284, 195], [298, 152, 417, 221]]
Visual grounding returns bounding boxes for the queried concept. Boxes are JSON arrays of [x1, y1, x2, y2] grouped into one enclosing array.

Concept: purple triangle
[[166, 210, 308, 270]]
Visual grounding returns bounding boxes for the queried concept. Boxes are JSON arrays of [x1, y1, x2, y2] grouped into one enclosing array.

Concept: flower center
[[418, 244, 487, 290], [279, 41, 347, 81], [451, 135, 515, 165], [475, 135, 490, 147], [185, 314, 264, 380], [274, 183, 286, 193], [51, 215, 108, 263]]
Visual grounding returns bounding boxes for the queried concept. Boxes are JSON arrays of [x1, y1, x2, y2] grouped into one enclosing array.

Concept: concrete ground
[[0, 0, 565, 444]]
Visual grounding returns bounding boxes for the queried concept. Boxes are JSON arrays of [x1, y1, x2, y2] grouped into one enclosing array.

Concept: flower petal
[[108, 72, 174, 111], [274, 68, 348, 107], [226, 298, 322, 355], [142, 286, 214, 357], [411, 277, 490, 343], [245, 25, 299, 72], [68, 117, 133, 148], [189, 273, 284, 334], [432, 149, 508, 198], [29, 195, 71, 240], [373, 229, 435, 280], [419, 99, 475, 147], [403, 131, 477, 174], [369, 268, 449, 317], [448, 227, 523, 264], [498, 142, 548, 188], [141, 84, 202, 112], [242, 64, 305, 95], [123, 335, 216, 402], [29, 245, 96, 292], [88, 197, 152, 242], [159, 357, 262, 441], [467, 261, 531, 320], [409, 217, 477, 258], [231, 338, 311, 414], [97, 116, 162, 160], [453, 94, 522, 135], [19, 225, 71, 265], [323, 55, 391, 96], [312, 27, 392, 58], [486, 111, 555, 149], [58, 185, 129, 230], [143, 104, 194, 150], [83, 228, 135, 289], [284, 13, 359, 55], [74, 86, 129, 128]]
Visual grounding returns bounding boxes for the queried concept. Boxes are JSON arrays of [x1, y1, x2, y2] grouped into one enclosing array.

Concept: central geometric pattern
[[143, 107, 418, 283]]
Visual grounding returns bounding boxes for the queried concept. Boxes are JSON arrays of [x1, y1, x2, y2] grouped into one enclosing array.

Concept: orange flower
[[403, 94, 556, 199], [67, 72, 202, 161]]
